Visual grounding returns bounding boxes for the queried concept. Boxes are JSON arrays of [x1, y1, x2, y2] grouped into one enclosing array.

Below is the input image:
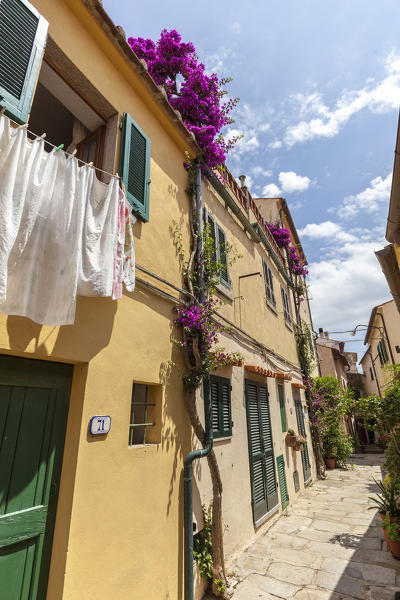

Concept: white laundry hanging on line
[[0, 114, 123, 326]]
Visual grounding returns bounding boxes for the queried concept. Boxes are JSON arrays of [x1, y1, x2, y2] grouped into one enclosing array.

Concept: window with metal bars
[[263, 261, 276, 308], [208, 375, 232, 438], [129, 383, 159, 446], [205, 211, 230, 288]]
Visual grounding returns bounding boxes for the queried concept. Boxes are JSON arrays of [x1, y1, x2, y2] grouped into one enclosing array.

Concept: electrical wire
[[0, 111, 121, 181]]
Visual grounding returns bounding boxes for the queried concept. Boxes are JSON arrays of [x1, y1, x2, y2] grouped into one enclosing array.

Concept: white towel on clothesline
[[0, 114, 126, 326]]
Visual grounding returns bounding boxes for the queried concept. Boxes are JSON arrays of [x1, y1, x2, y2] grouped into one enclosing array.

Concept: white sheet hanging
[[0, 115, 122, 326]]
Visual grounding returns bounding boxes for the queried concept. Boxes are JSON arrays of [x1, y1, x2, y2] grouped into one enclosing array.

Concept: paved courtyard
[[221, 454, 400, 599]]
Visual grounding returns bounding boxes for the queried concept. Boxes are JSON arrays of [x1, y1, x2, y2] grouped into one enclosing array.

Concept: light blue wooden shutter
[[0, 0, 48, 123], [120, 113, 151, 222]]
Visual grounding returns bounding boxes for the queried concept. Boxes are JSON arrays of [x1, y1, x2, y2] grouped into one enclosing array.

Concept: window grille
[[129, 383, 156, 445]]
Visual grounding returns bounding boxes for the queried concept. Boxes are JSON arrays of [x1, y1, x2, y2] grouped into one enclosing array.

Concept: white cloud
[[299, 220, 357, 243], [225, 127, 259, 156], [335, 173, 392, 219], [250, 166, 273, 177], [262, 183, 281, 197], [259, 123, 271, 133], [308, 239, 389, 333], [231, 21, 241, 35], [268, 140, 283, 149], [278, 171, 311, 193], [284, 51, 400, 146]]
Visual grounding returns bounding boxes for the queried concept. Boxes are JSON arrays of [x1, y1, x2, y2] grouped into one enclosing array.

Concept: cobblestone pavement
[[214, 454, 400, 599]]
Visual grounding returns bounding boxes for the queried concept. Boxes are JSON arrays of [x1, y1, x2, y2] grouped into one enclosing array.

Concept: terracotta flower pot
[[325, 458, 336, 469], [388, 539, 400, 558], [285, 435, 297, 447]]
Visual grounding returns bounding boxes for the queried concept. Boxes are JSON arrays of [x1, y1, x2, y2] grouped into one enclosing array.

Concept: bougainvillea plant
[[266, 223, 308, 277], [128, 29, 240, 168]]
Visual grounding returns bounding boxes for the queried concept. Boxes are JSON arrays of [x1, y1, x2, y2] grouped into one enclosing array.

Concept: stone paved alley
[[211, 454, 400, 599]]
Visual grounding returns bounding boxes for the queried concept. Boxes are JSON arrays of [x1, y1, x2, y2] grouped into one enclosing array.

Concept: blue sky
[[104, 0, 400, 361]]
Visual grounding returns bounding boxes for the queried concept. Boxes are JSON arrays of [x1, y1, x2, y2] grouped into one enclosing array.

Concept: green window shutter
[[217, 225, 230, 288], [259, 385, 278, 510], [295, 400, 311, 483], [208, 375, 232, 438], [278, 383, 286, 432], [120, 113, 151, 222], [276, 455, 289, 509], [245, 381, 267, 523], [281, 286, 291, 324], [0, 0, 48, 124], [206, 212, 218, 265], [263, 262, 276, 307]]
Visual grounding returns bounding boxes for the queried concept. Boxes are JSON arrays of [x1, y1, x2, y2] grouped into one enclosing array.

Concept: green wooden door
[[245, 380, 278, 524], [0, 356, 72, 600], [295, 400, 312, 484]]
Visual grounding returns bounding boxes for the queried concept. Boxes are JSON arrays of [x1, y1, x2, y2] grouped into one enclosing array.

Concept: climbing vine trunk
[[184, 389, 228, 597]]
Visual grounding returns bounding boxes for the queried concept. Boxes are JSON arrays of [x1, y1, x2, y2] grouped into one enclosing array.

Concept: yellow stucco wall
[[1, 2, 317, 599], [1, 1, 197, 598]]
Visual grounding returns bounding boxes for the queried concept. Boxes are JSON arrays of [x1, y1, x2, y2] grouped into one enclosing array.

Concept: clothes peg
[[0, 106, 6, 115], [55, 144, 64, 152], [71, 148, 77, 156], [87, 162, 94, 167], [20, 123, 28, 129], [39, 132, 46, 139]]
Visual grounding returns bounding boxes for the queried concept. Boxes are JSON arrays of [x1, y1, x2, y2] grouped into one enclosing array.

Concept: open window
[[28, 61, 107, 170]]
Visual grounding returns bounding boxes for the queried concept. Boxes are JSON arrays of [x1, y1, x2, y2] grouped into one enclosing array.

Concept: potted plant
[[369, 479, 400, 548], [382, 513, 400, 558], [293, 434, 307, 451], [285, 429, 297, 447]]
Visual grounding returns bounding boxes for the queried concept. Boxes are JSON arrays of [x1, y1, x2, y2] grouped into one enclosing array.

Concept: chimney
[[239, 175, 247, 188], [318, 327, 323, 337], [324, 331, 329, 339], [238, 174, 250, 216]]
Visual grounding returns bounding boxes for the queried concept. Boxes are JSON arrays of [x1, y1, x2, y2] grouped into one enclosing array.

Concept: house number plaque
[[89, 415, 111, 435]]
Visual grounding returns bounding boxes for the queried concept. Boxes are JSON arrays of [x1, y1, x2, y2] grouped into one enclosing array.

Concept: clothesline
[[0, 108, 122, 181]]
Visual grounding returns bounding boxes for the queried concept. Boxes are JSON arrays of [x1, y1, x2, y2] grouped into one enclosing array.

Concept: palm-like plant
[[368, 478, 400, 517]]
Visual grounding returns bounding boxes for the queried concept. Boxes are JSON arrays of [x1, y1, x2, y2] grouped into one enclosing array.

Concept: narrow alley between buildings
[[215, 454, 399, 600]]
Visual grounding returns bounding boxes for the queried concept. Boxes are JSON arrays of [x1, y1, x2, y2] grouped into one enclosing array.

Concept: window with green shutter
[[245, 379, 278, 524], [204, 211, 230, 288], [276, 455, 289, 509], [263, 261, 276, 308], [281, 286, 292, 326], [0, 0, 48, 123], [120, 113, 151, 222], [208, 375, 232, 438], [377, 339, 389, 365], [277, 383, 286, 432]]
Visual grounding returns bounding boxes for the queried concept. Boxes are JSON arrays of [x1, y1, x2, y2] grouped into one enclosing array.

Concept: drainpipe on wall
[[184, 160, 214, 600]]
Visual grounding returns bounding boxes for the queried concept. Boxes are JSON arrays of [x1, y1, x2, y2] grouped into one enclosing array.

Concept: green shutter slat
[[217, 226, 229, 286], [278, 384, 286, 432], [120, 113, 151, 222], [0, 0, 48, 123], [208, 214, 218, 265], [295, 400, 312, 483], [211, 379, 220, 432], [246, 380, 278, 522], [277, 455, 289, 509], [208, 375, 231, 439]]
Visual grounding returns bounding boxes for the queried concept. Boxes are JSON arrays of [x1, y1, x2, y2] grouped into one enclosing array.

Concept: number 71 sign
[[89, 415, 112, 435]]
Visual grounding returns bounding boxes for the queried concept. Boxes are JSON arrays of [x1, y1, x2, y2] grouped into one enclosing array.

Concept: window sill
[[285, 320, 293, 332], [213, 435, 232, 444], [215, 283, 233, 302], [266, 299, 278, 315]]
